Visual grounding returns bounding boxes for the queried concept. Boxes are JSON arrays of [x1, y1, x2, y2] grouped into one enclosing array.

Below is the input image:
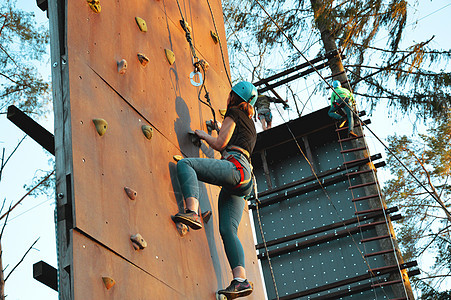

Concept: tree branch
[[4, 237, 39, 282]]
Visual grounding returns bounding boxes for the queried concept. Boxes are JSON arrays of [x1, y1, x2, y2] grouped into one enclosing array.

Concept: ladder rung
[[358, 220, 387, 229], [371, 279, 403, 288], [346, 169, 373, 177], [352, 194, 379, 202], [338, 135, 363, 142], [355, 208, 384, 215], [343, 156, 371, 165], [364, 249, 395, 257], [341, 146, 366, 153], [360, 234, 391, 243], [349, 181, 377, 189]]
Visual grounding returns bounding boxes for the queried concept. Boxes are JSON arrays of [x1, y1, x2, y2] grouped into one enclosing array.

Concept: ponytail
[[237, 102, 254, 119]]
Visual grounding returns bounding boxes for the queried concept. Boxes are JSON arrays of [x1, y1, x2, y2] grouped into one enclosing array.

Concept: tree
[[383, 114, 451, 293], [223, 0, 451, 120], [0, 0, 50, 116]]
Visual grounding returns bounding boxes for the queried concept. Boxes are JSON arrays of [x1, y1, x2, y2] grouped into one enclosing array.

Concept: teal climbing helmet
[[332, 80, 341, 88], [231, 81, 258, 106]]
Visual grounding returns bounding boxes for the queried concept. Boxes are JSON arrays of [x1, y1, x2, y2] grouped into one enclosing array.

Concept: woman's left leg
[[218, 188, 246, 277]]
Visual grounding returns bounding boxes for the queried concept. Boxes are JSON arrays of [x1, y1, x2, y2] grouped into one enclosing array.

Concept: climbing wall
[[50, 0, 264, 299]]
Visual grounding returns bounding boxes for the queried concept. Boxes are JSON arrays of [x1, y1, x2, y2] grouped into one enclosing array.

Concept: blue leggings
[[177, 152, 253, 269]]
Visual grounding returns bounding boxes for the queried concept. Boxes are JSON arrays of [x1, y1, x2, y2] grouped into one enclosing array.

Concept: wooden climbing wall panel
[[51, 0, 264, 299]]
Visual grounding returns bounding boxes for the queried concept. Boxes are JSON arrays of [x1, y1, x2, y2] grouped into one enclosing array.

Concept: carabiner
[[190, 71, 203, 87]]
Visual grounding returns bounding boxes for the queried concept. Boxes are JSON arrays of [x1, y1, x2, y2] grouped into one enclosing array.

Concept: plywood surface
[[63, 0, 264, 299]]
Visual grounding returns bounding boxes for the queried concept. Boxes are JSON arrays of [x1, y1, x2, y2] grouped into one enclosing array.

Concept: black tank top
[[224, 107, 257, 155]]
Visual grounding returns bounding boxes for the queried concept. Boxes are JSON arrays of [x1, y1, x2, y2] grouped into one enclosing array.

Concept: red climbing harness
[[222, 145, 251, 189]]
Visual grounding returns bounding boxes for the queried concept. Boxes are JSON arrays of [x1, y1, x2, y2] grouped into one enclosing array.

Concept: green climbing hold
[[165, 49, 175, 65], [87, 0, 101, 13], [141, 125, 153, 140], [92, 118, 108, 136], [210, 31, 219, 44], [135, 17, 147, 32]]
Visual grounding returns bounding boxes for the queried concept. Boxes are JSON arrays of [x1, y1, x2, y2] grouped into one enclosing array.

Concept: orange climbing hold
[[87, 0, 101, 13], [141, 125, 153, 140], [137, 53, 149, 67], [102, 276, 115, 290], [165, 49, 175, 65], [210, 31, 219, 44], [124, 187, 137, 200], [135, 17, 147, 32], [92, 119, 108, 136], [117, 59, 127, 74], [130, 233, 147, 250]]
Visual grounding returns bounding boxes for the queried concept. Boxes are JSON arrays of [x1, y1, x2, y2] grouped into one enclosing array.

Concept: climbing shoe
[[218, 279, 253, 298], [349, 131, 358, 138], [173, 211, 203, 230], [339, 119, 347, 128]]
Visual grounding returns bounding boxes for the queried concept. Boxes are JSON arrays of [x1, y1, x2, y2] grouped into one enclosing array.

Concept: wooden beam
[[33, 261, 58, 291], [7, 105, 55, 155]]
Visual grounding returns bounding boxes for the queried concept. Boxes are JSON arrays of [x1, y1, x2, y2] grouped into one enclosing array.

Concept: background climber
[[328, 80, 357, 137], [173, 81, 258, 299], [254, 94, 289, 130]]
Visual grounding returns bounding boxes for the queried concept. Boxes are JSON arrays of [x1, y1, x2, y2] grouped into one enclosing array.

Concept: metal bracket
[[189, 71, 203, 87]]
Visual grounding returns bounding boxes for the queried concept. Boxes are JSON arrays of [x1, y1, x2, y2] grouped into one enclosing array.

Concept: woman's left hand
[[195, 129, 209, 140]]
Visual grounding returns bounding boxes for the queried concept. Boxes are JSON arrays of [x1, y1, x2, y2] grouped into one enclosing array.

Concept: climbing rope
[[174, 0, 218, 129]]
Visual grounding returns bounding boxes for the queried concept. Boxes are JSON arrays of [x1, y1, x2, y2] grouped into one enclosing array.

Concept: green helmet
[[231, 81, 258, 106], [332, 80, 341, 88]]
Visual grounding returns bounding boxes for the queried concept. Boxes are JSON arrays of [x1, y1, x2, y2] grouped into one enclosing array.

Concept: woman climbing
[[173, 81, 258, 299]]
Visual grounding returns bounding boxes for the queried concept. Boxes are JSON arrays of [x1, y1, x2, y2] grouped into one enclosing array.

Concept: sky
[[0, 0, 450, 299]]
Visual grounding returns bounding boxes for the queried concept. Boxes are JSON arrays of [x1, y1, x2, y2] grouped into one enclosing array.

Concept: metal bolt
[[58, 193, 64, 199], [53, 62, 58, 68]]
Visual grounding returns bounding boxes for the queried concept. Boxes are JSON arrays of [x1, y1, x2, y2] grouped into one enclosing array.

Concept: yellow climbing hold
[[137, 53, 149, 67], [165, 49, 175, 65], [130, 233, 147, 250], [141, 125, 153, 140], [117, 59, 127, 74], [102, 276, 115, 290], [173, 155, 183, 162], [124, 187, 137, 200], [135, 17, 147, 32], [219, 109, 227, 118], [210, 31, 219, 44], [92, 119, 108, 136], [87, 0, 101, 13]]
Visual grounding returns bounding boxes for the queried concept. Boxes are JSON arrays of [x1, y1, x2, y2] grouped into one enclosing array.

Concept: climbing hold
[[205, 120, 215, 133], [219, 109, 227, 118], [141, 125, 153, 140], [92, 119, 108, 136], [173, 155, 184, 162], [179, 20, 192, 33], [202, 210, 212, 224], [137, 53, 149, 67], [124, 187, 137, 200], [189, 71, 203, 87], [188, 131, 201, 147], [165, 49, 175, 65], [171, 216, 188, 237], [130, 233, 147, 250], [102, 276, 115, 290], [117, 59, 127, 74], [210, 31, 219, 44], [87, 0, 101, 13], [135, 17, 147, 32]]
